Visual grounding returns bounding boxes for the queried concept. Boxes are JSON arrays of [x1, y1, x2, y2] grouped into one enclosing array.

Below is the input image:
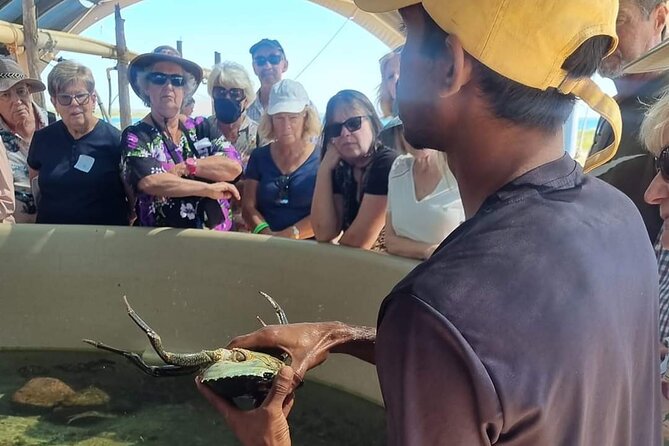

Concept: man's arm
[[377, 295, 499, 445], [228, 322, 376, 380]]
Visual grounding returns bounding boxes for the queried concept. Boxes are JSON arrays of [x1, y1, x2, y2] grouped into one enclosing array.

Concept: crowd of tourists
[[3, 0, 669, 443], [0, 37, 464, 260]]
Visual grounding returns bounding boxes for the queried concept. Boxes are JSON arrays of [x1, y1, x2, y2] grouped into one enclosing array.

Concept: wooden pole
[[22, 0, 44, 108], [114, 4, 131, 129]]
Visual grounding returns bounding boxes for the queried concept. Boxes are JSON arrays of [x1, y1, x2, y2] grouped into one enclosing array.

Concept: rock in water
[[62, 386, 111, 407], [11, 377, 76, 412]]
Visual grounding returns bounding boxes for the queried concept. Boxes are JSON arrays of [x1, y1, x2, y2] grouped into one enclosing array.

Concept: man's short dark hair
[[420, 8, 613, 133]]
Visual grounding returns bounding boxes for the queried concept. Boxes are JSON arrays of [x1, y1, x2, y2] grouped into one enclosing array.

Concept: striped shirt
[[656, 230, 669, 340]]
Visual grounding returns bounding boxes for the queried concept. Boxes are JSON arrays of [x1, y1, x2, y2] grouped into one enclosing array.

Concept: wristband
[[253, 222, 270, 234], [185, 158, 198, 176]]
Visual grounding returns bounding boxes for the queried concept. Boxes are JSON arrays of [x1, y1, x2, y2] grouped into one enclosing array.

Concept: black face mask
[[214, 97, 243, 124]]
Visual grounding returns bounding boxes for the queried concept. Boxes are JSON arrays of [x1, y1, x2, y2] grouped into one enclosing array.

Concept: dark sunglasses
[[275, 175, 291, 206], [146, 72, 186, 88], [56, 92, 91, 106], [656, 146, 669, 181], [254, 54, 283, 66], [212, 86, 246, 102], [325, 116, 367, 139]]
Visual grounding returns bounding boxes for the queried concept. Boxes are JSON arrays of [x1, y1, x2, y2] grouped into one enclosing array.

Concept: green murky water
[[0, 350, 385, 446]]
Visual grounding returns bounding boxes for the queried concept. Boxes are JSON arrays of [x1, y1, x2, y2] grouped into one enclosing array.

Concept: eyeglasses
[[656, 146, 669, 181], [275, 175, 291, 205], [146, 72, 186, 88], [212, 86, 246, 102], [56, 92, 91, 106], [325, 116, 367, 139], [0, 86, 30, 103], [253, 54, 283, 66]]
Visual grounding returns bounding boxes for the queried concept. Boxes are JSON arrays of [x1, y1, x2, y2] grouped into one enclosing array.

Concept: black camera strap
[[149, 115, 200, 164]]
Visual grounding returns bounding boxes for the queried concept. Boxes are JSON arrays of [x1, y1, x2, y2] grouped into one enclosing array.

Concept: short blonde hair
[[207, 61, 256, 104], [47, 60, 95, 97], [641, 90, 669, 156], [258, 104, 321, 142], [377, 49, 401, 118]]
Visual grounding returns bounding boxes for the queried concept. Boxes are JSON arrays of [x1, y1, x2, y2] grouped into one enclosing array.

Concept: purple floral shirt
[[120, 116, 241, 230]]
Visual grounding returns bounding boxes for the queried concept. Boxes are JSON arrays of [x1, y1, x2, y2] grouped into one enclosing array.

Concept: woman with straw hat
[[121, 46, 241, 229]]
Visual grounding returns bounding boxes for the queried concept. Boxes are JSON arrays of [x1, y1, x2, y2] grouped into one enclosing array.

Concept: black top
[[28, 120, 128, 225], [331, 144, 397, 230], [589, 73, 669, 243], [376, 154, 660, 445]]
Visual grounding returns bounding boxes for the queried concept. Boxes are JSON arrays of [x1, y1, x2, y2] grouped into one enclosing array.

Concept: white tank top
[[388, 155, 464, 245]]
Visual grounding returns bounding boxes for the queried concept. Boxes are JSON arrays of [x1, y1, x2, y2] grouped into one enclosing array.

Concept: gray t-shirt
[[376, 154, 661, 445]]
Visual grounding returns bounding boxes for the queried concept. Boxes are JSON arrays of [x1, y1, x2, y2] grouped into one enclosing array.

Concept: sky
[[40, 0, 393, 119]]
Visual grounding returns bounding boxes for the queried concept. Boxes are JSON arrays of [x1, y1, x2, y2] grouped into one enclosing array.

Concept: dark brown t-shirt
[[376, 155, 661, 445]]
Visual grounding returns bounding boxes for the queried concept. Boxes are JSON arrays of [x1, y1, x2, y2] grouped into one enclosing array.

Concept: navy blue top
[[375, 154, 660, 445], [245, 144, 319, 231], [27, 120, 128, 225]]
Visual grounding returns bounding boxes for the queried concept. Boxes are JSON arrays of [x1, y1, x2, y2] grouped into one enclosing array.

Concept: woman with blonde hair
[[242, 79, 320, 239], [377, 48, 401, 120], [207, 61, 260, 165], [640, 88, 669, 440]]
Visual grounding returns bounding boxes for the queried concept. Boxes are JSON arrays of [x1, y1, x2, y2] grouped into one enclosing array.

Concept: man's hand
[[205, 182, 241, 201], [228, 322, 345, 381], [197, 366, 295, 446]]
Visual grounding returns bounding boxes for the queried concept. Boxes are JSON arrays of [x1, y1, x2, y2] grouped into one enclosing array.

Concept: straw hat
[[0, 57, 45, 93], [623, 39, 669, 75], [128, 46, 203, 105]]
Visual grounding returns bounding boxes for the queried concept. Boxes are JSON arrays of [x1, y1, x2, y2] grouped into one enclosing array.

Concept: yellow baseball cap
[[353, 0, 622, 173]]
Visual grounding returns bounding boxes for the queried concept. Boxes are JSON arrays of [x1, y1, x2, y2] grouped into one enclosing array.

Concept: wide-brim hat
[[0, 57, 45, 93], [128, 46, 203, 104], [623, 40, 669, 75]]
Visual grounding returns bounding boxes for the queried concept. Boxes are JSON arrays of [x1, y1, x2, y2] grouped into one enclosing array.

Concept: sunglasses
[[275, 175, 291, 206], [56, 92, 91, 106], [212, 86, 246, 102], [325, 116, 367, 139], [146, 72, 186, 88], [656, 146, 669, 181], [253, 54, 283, 66]]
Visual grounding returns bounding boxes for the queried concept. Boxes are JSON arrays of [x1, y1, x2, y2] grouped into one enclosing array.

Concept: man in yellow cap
[[197, 2, 661, 445]]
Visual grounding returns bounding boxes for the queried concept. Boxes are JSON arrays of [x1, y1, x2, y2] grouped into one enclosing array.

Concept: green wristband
[[253, 222, 270, 234]]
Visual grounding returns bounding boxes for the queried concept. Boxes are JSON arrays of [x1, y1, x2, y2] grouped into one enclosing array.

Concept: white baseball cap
[[267, 79, 309, 115]]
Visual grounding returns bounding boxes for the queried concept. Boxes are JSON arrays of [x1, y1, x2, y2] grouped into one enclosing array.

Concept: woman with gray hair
[[207, 61, 259, 166], [27, 59, 129, 225], [121, 46, 241, 230], [0, 57, 55, 222]]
